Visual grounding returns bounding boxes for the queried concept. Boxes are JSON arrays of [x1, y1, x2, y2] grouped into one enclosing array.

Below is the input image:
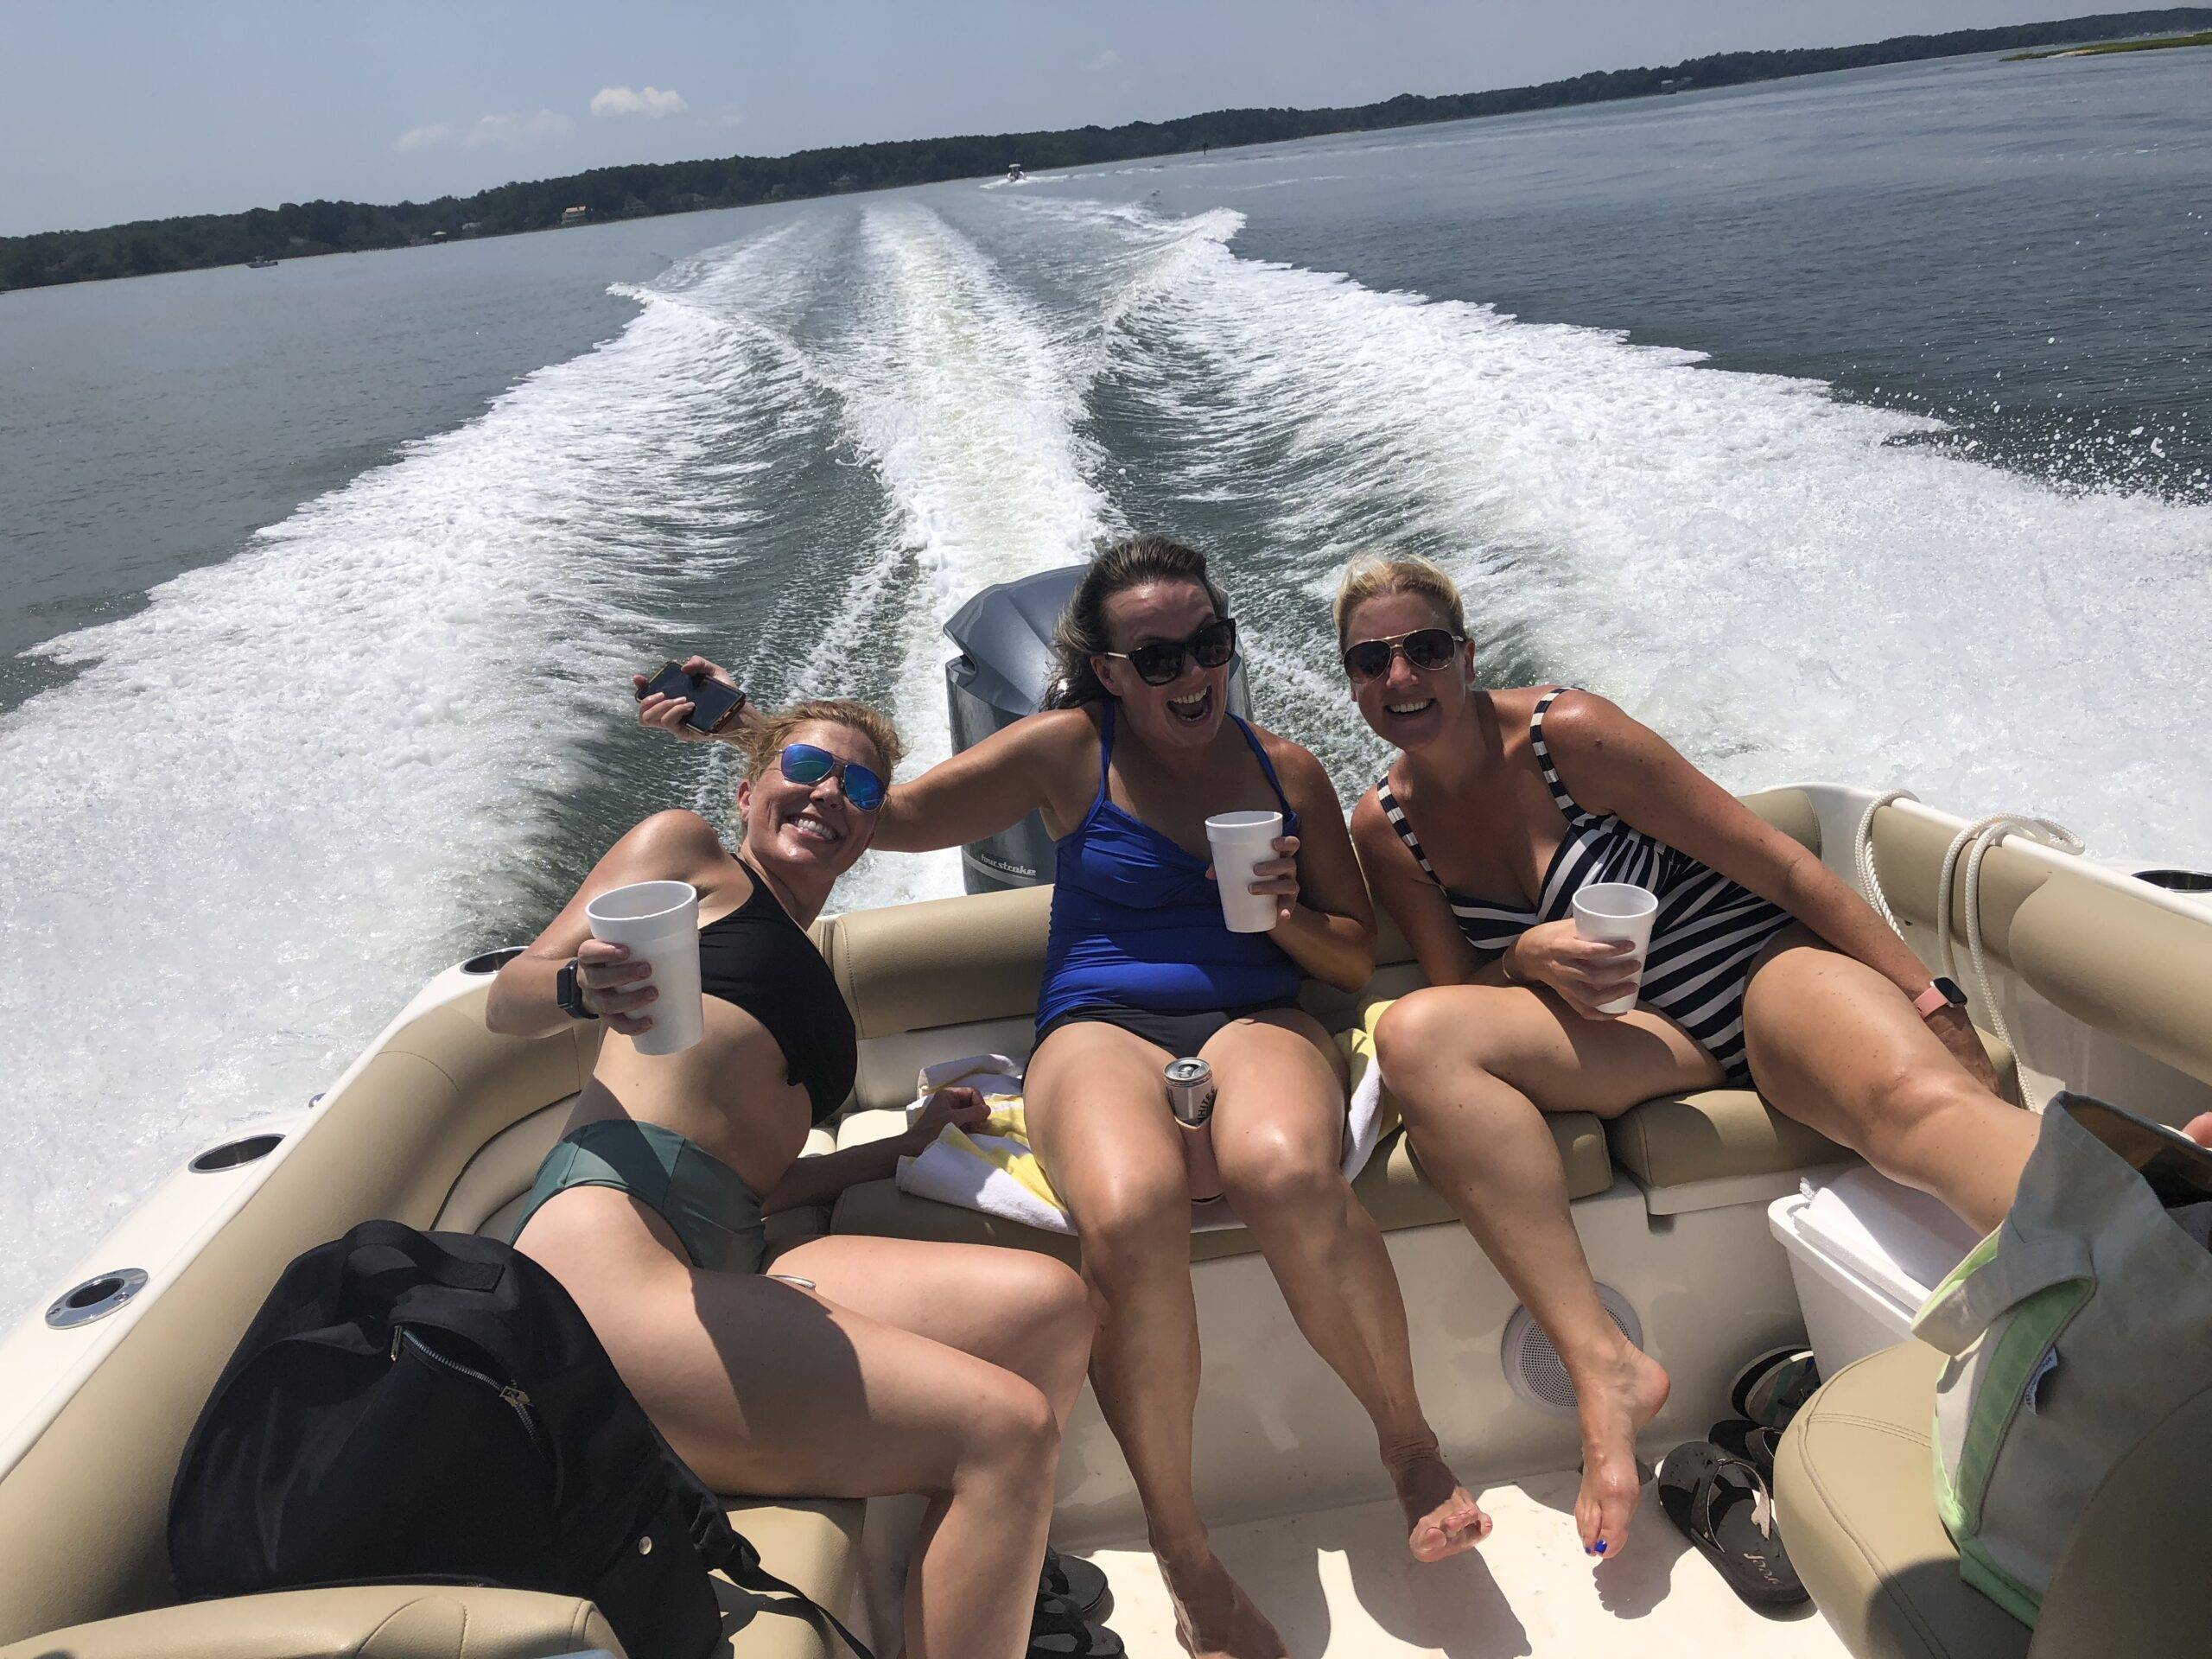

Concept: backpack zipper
[[390, 1325, 549, 1465]]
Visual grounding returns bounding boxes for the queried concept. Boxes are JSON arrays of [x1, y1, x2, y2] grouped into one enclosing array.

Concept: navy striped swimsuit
[[1376, 689, 1793, 1082]]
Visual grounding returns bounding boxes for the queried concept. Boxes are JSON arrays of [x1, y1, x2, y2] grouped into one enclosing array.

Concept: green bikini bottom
[[512, 1119, 766, 1274]]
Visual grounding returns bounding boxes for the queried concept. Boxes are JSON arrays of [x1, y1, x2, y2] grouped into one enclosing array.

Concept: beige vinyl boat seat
[[0, 1497, 861, 1659], [1776, 1339, 2212, 1659], [817, 788, 2015, 1252]]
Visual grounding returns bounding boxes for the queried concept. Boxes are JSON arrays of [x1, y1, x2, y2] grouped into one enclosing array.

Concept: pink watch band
[[1911, 983, 1952, 1020]]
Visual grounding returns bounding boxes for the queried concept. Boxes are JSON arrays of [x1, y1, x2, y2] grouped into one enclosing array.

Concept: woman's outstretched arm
[[870, 708, 1095, 854]]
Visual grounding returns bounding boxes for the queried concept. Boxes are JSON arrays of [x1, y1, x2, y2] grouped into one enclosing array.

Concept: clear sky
[[0, 2, 2121, 236]]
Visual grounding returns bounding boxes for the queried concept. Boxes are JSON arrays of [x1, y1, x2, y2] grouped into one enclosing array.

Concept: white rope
[[1852, 789, 1918, 936], [1936, 814, 2084, 1113], [1851, 791, 2083, 1112]]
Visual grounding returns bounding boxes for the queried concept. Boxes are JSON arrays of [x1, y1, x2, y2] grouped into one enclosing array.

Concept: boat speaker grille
[[1501, 1287, 1643, 1415]]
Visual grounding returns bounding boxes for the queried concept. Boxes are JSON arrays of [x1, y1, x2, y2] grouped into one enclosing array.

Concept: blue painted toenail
[[1593, 1540, 1608, 1554]]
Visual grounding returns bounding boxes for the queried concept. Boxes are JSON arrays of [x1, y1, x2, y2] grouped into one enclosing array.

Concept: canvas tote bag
[[1910, 1092, 2212, 1624]]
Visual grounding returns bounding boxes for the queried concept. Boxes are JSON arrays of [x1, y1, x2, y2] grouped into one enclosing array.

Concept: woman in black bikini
[[488, 697, 1097, 1659]]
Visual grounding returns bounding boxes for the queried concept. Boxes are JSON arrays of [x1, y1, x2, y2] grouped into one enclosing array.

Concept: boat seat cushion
[[715, 1497, 865, 1659], [1775, 1337, 2212, 1659], [1775, 1340, 2031, 1659], [830, 1113, 1611, 1262], [0, 1497, 862, 1659], [1610, 1027, 2017, 1211], [0, 1586, 622, 1659]]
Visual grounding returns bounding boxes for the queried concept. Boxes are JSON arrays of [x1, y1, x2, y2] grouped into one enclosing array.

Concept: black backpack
[[169, 1219, 870, 1659]]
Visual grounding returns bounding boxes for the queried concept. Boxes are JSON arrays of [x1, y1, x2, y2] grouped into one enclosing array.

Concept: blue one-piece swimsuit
[[1035, 702, 1301, 1042], [1376, 689, 1793, 1083]]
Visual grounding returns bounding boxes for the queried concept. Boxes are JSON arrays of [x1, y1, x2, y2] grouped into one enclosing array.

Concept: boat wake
[[5, 184, 2209, 1329], [0, 226, 836, 1324], [1060, 199, 2212, 868]]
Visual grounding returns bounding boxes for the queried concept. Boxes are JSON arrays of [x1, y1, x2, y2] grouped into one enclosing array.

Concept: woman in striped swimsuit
[[1335, 554, 2039, 1560]]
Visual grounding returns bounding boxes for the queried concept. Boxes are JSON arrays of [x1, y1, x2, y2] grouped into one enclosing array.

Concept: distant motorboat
[[1005, 162, 1025, 183], [245, 257, 278, 269]]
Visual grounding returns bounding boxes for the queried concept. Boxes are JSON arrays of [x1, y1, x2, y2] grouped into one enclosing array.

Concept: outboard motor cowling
[[944, 564, 1253, 893]]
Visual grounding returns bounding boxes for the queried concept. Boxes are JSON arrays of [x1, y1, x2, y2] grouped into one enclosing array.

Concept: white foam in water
[[810, 203, 1114, 908], [1084, 203, 2212, 870], [8, 188, 2208, 1331], [0, 232, 826, 1327]]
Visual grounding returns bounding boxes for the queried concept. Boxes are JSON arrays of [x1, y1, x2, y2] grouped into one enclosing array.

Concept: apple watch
[[1912, 977, 1967, 1020], [554, 959, 594, 1021]]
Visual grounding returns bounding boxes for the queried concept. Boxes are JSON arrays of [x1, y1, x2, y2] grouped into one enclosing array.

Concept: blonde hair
[[1332, 553, 1466, 650], [738, 698, 906, 783]]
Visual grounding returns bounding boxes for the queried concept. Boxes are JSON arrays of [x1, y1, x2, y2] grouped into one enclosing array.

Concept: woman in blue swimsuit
[[1335, 553, 2040, 1562], [834, 537, 1479, 1659]]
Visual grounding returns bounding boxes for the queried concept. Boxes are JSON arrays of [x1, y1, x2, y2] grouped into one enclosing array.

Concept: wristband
[[1912, 977, 1967, 1020]]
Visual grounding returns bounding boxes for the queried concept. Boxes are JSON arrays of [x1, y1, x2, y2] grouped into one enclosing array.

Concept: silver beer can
[[1165, 1057, 1216, 1127]]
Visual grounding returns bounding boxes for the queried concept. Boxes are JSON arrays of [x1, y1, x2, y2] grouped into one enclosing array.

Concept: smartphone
[[2068, 1097, 2212, 1209], [637, 660, 745, 734]]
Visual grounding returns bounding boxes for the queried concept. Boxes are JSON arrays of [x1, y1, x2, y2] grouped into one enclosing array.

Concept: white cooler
[[1767, 1168, 1986, 1376]]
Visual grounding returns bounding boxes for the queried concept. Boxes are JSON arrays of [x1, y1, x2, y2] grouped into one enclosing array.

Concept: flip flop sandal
[[1656, 1441, 1807, 1610], [1708, 1416, 1783, 1484], [1041, 1546, 1110, 1619], [1030, 1589, 1124, 1659], [1728, 1347, 1821, 1431]]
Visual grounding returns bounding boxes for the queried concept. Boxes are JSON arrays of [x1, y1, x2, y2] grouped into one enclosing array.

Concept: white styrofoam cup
[[1570, 881, 1658, 1015], [584, 880, 703, 1056], [1206, 810, 1286, 934]]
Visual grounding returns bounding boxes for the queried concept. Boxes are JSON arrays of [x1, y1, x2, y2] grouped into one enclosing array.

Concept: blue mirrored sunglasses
[[779, 742, 887, 811]]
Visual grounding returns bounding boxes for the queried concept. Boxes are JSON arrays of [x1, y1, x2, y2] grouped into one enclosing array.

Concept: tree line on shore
[[7, 7, 2207, 294]]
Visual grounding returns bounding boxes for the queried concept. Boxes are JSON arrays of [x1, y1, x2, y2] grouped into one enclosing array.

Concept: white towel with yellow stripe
[[893, 1007, 1398, 1235]]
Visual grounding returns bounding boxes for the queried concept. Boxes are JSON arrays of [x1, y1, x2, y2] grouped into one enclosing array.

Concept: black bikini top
[[698, 874, 856, 1125]]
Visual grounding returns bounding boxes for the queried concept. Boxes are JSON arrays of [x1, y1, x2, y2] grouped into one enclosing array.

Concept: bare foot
[[1157, 1544, 1287, 1659], [1573, 1342, 1670, 1558], [1385, 1442, 1491, 1561], [2184, 1113, 2212, 1150]]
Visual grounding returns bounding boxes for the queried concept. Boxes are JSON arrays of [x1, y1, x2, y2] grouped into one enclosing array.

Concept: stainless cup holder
[[461, 946, 527, 976], [2136, 868, 2212, 894], [189, 1133, 284, 1173], [47, 1268, 149, 1330]]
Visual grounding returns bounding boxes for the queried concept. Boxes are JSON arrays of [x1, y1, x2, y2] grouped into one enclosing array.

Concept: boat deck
[[1077, 1472, 1846, 1657]]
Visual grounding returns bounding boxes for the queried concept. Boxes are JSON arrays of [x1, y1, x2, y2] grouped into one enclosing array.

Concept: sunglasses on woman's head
[[1099, 617, 1238, 687], [1343, 627, 1463, 683], [779, 743, 887, 812]]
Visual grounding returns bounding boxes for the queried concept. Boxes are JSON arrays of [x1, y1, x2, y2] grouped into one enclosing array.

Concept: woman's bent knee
[[964, 1374, 1061, 1480], [1076, 1170, 1192, 1282], [1012, 1251, 1096, 1355], [1865, 1063, 1988, 1145], [1374, 988, 1461, 1075], [1376, 985, 1522, 1088], [1218, 1132, 1341, 1213]]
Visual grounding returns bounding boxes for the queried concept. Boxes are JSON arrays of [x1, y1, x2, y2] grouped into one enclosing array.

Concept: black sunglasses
[[1343, 627, 1463, 683], [1099, 617, 1238, 687]]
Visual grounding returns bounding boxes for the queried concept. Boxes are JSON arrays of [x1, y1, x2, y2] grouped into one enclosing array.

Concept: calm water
[[3, 49, 2209, 1321]]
